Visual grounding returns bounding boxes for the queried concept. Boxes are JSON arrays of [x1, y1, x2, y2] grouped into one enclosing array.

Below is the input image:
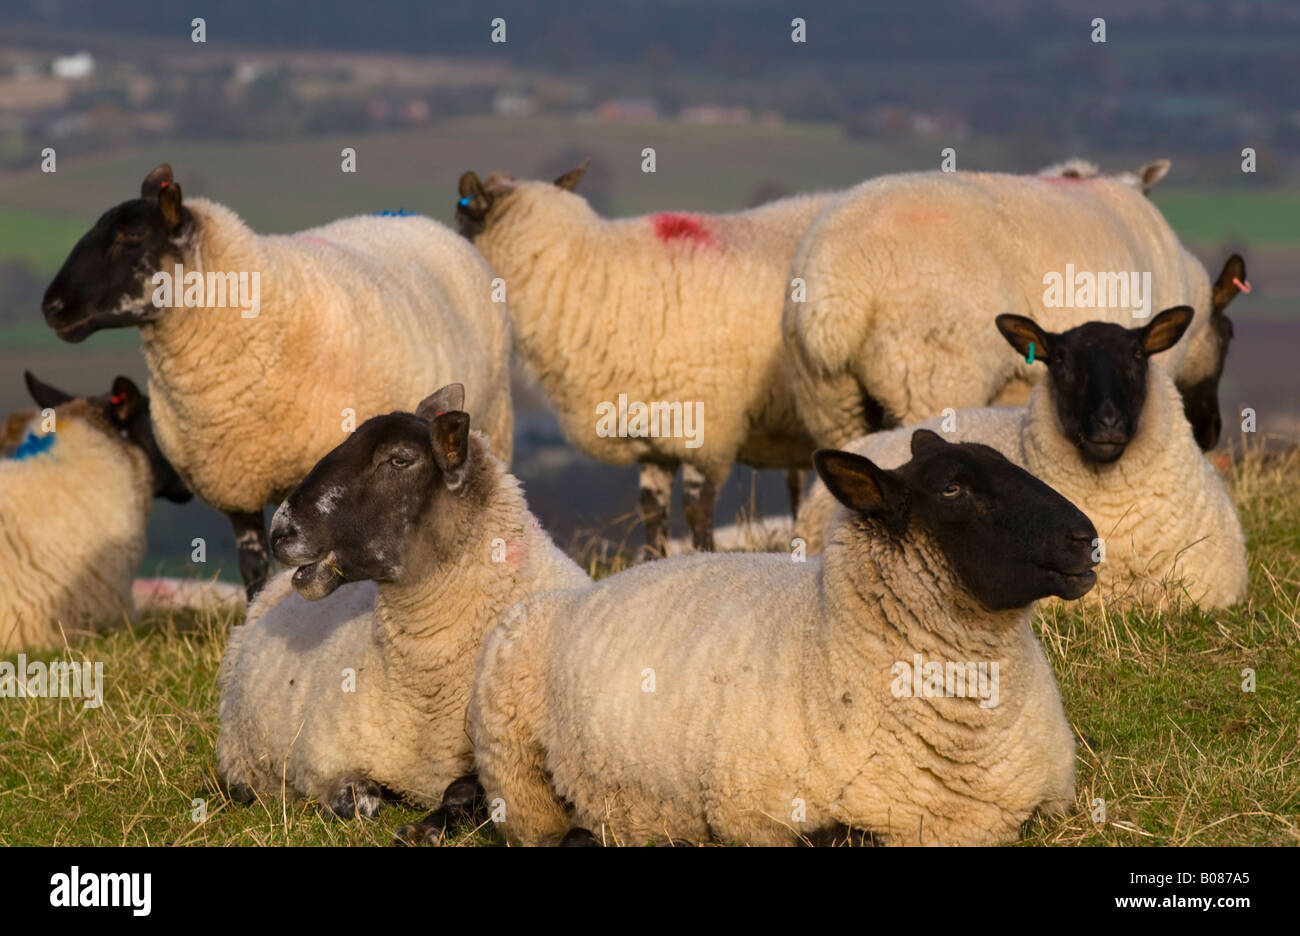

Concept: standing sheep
[[42, 164, 514, 598], [467, 430, 1097, 845], [795, 302, 1249, 609], [217, 384, 586, 818], [455, 162, 834, 556], [1, 372, 191, 652], [782, 169, 1227, 451]]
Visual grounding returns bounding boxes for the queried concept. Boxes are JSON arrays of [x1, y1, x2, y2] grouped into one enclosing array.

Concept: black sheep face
[[995, 306, 1194, 464], [815, 430, 1099, 612], [42, 163, 193, 342], [22, 370, 192, 503], [268, 384, 473, 601], [1176, 254, 1247, 452]]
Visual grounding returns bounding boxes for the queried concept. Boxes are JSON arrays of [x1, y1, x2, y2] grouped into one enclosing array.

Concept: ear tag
[[1232, 277, 1251, 294], [458, 196, 472, 207], [1026, 341, 1035, 364]]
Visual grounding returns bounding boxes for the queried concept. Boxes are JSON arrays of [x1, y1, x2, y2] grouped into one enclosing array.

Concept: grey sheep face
[[996, 305, 1194, 463], [42, 164, 194, 342], [1176, 254, 1246, 451], [455, 160, 588, 241], [20, 370, 192, 503], [269, 384, 472, 601], [815, 429, 1098, 610]]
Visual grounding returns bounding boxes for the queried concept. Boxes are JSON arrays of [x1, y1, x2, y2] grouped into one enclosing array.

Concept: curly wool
[[0, 403, 151, 651], [796, 370, 1247, 609], [216, 434, 587, 808], [469, 520, 1075, 846], [471, 184, 834, 483], [783, 171, 1214, 448], [144, 199, 513, 513]]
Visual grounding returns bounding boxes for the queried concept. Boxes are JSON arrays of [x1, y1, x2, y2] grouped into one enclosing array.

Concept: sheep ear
[[1136, 159, 1170, 193], [554, 159, 590, 191], [909, 428, 947, 457], [416, 383, 465, 422], [1138, 306, 1194, 355], [813, 449, 898, 516], [159, 180, 184, 230], [141, 163, 174, 198], [108, 376, 144, 426], [430, 411, 471, 490], [1212, 254, 1247, 312], [995, 314, 1050, 362], [24, 371, 73, 409]]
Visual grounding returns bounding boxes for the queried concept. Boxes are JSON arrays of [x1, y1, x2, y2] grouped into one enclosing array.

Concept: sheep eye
[[389, 455, 411, 469], [117, 229, 147, 243], [941, 483, 963, 498]]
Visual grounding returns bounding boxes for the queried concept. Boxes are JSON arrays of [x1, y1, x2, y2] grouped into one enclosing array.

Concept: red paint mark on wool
[[651, 213, 712, 245]]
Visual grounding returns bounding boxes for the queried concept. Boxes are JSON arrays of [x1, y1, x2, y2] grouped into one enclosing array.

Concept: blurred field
[[1, 442, 1295, 846]]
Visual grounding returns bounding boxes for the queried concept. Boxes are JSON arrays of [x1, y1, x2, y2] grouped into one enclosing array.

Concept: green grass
[[1153, 191, 1300, 246], [1, 444, 1296, 846], [0, 208, 89, 277]]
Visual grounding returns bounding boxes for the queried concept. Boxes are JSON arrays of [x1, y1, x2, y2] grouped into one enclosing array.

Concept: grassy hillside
[[1, 442, 1295, 846]]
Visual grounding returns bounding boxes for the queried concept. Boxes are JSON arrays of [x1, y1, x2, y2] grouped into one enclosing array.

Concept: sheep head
[[1176, 254, 1246, 451], [19, 370, 191, 502], [996, 305, 1194, 463], [42, 163, 194, 342], [814, 429, 1098, 610], [269, 383, 481, 600]]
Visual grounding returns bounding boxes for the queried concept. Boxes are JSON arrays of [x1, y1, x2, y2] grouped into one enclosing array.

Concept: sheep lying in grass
[[1, 372, 190, 652], [42, 163, 514, 598], [466, 430, 1097, 845], [796, 303, 1248, 609], [217, 384, 585, 819], [783, 169, 1227, 452], [455, 162, 835, 556]]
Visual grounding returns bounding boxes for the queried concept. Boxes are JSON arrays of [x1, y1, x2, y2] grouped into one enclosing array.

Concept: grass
[[1, 442, 1297, 846]]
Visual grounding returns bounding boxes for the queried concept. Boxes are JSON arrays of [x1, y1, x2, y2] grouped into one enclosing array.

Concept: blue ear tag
[[459, 196, 472, 207], [13, 432, 55, 460], [1026, 341, 1035, 364]]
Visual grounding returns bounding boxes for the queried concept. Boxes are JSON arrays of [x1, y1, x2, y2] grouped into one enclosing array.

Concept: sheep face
[[1177, 254, 1245, 451], [455, 161, 587, 241], [996, 306, 1194, 463], [815, 429, 1098, 610], [21, 371, 192, 503], [269, 384, 472, 601], [42, 163, 193, 343]]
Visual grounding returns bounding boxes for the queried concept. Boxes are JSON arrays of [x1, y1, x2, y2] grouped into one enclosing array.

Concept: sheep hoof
[[559, 827, 601, 847], [440, 774, 485, 818], [393, 809, 450, 846], [326, 776, 384, 820]]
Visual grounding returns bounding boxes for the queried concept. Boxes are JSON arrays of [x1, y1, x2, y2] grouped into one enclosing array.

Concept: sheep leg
[[785, 468, 807, 519], [325, 774, 384, 820], [226, 509, 269, 600], [393, 775, 485, 845], [638, 459, 678, 560], [681, 465, 717, 552]]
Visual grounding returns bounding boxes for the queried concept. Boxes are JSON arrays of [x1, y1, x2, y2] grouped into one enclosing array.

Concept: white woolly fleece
[[216, 435, 588, 808], [796, 370, 1248, 609], [142, 199, 513, 514], [472, 184, 835, 484], [469, 518, 1076, 846], [0, 404, 152, 651], [783, 170, 1214, 448]]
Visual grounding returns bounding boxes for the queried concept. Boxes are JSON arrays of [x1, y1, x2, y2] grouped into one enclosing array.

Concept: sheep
[[782, 168, 1227, 452], [1, 372, 191, 652], [795, 302, 1248, 609], [216, 383, 587, 820], [1038, 157, 1172, 194], [455, 161, 835, 557], [466, 429, 1097, 846], [42, 163, 514, 599]]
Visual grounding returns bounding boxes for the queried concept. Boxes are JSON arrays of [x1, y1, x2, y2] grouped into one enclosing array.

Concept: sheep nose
[[269, 519, 299, 557]]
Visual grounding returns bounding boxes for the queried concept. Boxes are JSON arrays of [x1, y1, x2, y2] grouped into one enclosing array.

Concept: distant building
[[51, 51, 94, 80], [493, 91, 537, 117], [594, 97, 659, 122], [680, 105, 751, 125]]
